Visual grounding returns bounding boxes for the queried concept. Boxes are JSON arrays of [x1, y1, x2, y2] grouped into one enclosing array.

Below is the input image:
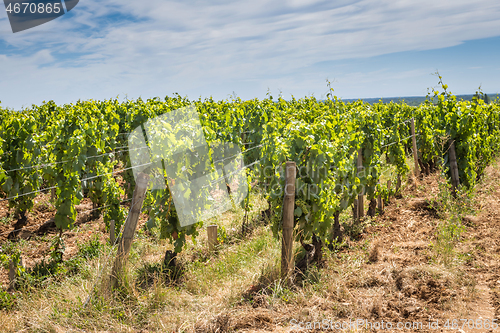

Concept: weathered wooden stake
[[8, 256, 23, 291], [332, 211, 342, 244], [367, 198, 377, 217], [51, 187, 56, 202], [449, 140, 460, 193], [386, 180, 392, 205], [110, 220, 116, 245], [281, 161, 296, 280], [411, 118, 419, 178], [207, 225, 218, 252], [357, 149, 364, 218], [377, 194, 384, 213], [8, 260, 16, 291], [111, 173, 150, 288], [396, 174, 402, 194]]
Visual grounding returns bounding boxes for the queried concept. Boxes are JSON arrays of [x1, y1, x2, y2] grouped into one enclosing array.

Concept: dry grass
[[0, 191, 284, 332]]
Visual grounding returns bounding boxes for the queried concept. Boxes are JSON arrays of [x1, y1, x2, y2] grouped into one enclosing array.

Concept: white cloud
[[0, 0, 500, 108]]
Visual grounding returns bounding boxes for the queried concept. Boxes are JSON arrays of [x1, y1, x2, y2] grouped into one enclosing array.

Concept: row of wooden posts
[[279, 119, 461, 279], [108, 118, 424, 285], [8, 119, 461, 289]]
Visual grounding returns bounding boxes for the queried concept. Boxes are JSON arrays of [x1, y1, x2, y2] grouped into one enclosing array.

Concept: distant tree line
[[473, 92, 491, 104]]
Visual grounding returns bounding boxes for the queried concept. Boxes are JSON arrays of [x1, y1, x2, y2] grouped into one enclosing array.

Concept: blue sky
[[1, 0, 499, 110]]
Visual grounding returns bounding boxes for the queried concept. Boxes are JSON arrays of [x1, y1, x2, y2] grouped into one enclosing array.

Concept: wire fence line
[[0, 197, 135, 238], [0, 118, 418, 204], [0, 130, 416, 202], [0, 146, 148, 175], [0, 116, 424, 250], [77, 198, 133, 216], [86, 146, 148, 161], [373, 117, 413, 134], [1, 159, 72, 174], [393, 118, 412, 127], [204, 158, 263, 188], [0, 146, 263, 203], [0, 139, 260, 175], [0, 185, 57, 203], [0, 162, 152, 203], [212, 144, 263, 164], [80, 162, 153, 183], [381, 133, 420, 149]]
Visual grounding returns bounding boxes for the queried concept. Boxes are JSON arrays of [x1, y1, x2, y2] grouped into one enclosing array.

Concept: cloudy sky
[[1, 0, 499, 110]]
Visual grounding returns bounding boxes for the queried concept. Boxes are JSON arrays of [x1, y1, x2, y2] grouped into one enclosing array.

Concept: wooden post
[[51, 187, 56, 202], [411, 118, 419, 178], [396, 174, 402, 195], [367, 198, 377, 217], [357, 149, 364, 218], [8, 260, 16, 291], [281, 161, 296, 280], [352, 198, 358, 221], [8, 256, 23, 291], [111, 173, 149, 288], [110, 220, 116, 245], [449, 140, 460, 193], [207, 225, 218, 252], [377, 194, 384, 213], [332, 211, 342, 244], [386, 180, 392, 205]]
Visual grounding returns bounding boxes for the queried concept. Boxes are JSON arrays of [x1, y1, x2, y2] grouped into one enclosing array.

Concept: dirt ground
[[1, 158, 500, 332], [0, 193, 144, 289]]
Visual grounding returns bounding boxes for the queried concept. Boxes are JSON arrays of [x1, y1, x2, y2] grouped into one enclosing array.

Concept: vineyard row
[[0, 84, 498, 253]]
